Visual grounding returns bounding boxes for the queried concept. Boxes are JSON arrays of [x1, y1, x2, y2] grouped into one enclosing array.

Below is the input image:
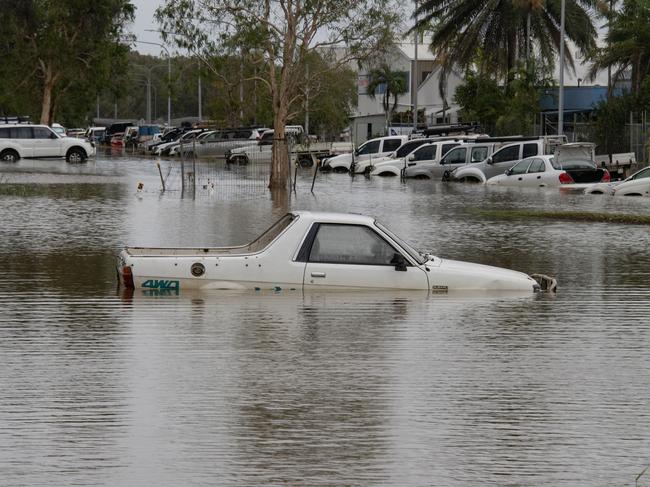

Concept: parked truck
[[227, 128, 352, 167]]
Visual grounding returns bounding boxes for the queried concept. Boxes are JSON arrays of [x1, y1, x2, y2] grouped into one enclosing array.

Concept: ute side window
[[357, 140, 381, 155], [412, 145, 437, 161], [441, 143, 459, 157], [441, 147, 467, 164], [522, 143, 539, 158], [308, 224, 400, 266], [382, 138, 403, 152], [395, 140, 427, 157], [492, 145, 520, 164], [471, 146, 489, 163], [0, 128, 9, 138]]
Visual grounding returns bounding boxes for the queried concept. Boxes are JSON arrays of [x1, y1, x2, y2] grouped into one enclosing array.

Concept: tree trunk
[[40, 63, 55, 125], [269, 101, 290, 190]]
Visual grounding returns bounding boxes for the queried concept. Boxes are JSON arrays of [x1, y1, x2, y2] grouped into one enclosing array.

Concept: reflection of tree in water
[[228, 293, 419, 483]]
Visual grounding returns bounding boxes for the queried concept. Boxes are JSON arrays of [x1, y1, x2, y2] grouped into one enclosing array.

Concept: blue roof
[[539, 86, 625, 112]]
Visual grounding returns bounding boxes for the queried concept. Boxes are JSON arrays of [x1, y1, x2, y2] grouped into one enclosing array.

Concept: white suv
[[0, 124, 95, 163]]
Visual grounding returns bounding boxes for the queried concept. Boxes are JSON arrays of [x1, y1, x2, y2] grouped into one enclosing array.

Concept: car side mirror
[[391, 253, 408, 272], [505, 168, 513, 176], [486, 157, 493, 165], [408, 154, 415, 161]]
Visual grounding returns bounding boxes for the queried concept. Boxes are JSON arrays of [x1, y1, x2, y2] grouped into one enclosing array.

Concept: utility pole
[[305, 63, 310, 135], [198, 62, 202, 121], [557, 0, 566, 136], [413, 0, 418, 131]]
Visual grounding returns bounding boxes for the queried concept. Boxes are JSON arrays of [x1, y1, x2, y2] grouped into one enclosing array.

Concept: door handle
[[537, 175, 541, 179], [311, 272, 326, 278], [518, 177, 523, 180]]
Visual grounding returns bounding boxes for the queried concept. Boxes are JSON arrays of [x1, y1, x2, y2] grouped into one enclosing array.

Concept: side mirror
[[390, 253, 408, 272], [408, 154, 415, 161], [486, 157, 493, 165], [505, 169, 512, 176]]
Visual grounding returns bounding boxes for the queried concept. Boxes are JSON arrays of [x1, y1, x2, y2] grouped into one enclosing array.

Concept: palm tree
[[589, 0, 650, 97], [415, 0, 598, 89], [366, 64, 409, 134]]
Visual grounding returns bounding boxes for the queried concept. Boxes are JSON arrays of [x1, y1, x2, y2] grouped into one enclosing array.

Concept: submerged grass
[[473, 209, 650, 225]]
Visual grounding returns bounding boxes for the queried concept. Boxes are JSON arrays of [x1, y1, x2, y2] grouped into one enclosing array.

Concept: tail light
[[601, 170, 611, 182], [558, 172, 574, 184], [121, 266, 134, 289]]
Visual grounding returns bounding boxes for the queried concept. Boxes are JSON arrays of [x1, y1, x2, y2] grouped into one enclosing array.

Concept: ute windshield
[[375, 221, 427, 265]]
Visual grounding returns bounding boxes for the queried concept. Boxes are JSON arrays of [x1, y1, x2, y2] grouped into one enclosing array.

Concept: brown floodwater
[[1, 151, 650, 486]]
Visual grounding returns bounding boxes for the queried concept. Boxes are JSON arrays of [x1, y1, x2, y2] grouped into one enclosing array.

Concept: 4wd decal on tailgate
[[142, 279, 180, 290]]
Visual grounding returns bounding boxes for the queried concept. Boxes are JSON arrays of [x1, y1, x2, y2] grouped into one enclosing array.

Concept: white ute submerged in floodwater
[[117, 211, 556, 293]]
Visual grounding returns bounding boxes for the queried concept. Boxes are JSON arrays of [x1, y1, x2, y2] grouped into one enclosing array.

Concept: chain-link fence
[[535, 111, 650, 163], [157, 137, 303, 199]]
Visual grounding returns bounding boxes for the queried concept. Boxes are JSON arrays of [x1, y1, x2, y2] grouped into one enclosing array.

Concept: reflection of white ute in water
[[117, 211, 555, 292]]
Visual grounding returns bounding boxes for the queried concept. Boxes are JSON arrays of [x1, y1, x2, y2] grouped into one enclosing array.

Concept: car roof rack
[[418, 123, 482, 136], [0, 115, 32, 125]]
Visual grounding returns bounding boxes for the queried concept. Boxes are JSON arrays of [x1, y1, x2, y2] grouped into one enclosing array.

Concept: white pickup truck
[[227, 129, 352, 168], [320, 135, 409, 173], [117, 211, 552, 292]]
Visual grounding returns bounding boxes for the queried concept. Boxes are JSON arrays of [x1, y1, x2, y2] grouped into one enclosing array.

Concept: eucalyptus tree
[[0, 0, 134, 124], [156, 0, 400, 190], [415, 0, 598, 89], [366, 64, 409, 134], [589, 0, 650, 97]]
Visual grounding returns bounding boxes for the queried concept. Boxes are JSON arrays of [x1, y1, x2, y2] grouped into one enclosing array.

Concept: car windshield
[[375, 221, 427, 265]]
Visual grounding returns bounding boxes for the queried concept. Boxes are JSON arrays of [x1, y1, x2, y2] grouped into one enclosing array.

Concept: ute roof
[[290, 210, 376, 225]]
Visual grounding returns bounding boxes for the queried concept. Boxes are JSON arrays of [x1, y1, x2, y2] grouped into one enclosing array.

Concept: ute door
[[436, 146, 467, 179], [301, 223, 429, 290], [487, 144, 521, 179]]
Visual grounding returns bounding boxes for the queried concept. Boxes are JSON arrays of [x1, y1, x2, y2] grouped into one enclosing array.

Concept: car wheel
[[332, 166, 348, 174], [66, 147, 87, 163], [441, 170, 451, 181], [0, 149, 20, 162], [414, 174, 430, 180], [378, 171, 396, 177], [229, 155, 248, 165]]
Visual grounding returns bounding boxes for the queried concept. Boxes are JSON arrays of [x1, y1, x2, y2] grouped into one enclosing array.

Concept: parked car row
[[318, 133, 647, 197]]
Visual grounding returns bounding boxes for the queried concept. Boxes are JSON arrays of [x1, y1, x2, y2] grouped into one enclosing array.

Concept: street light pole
[[133, 39, 172, 127]]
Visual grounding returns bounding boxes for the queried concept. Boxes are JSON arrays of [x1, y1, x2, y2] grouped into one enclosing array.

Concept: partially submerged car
[[487, 154, 610, 187], [612, 170, 650, 196], [117, 211, 555, 293], [321, 136, 407, 173], [584, 166, 650, 195]]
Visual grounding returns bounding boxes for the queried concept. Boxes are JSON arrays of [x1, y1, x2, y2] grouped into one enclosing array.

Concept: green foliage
[[455, 61, 553, 135], [589, 0, 650, 96], [366, 64, 409, 133], [0, 0, 134, 124], [156, 0, 402, 188], [415, 0, 597, 90], [453, 71, 505, 134]]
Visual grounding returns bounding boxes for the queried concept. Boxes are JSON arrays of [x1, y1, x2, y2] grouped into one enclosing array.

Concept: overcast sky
[[128, 0, 166, 55], [127, 0, 605, 85]]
